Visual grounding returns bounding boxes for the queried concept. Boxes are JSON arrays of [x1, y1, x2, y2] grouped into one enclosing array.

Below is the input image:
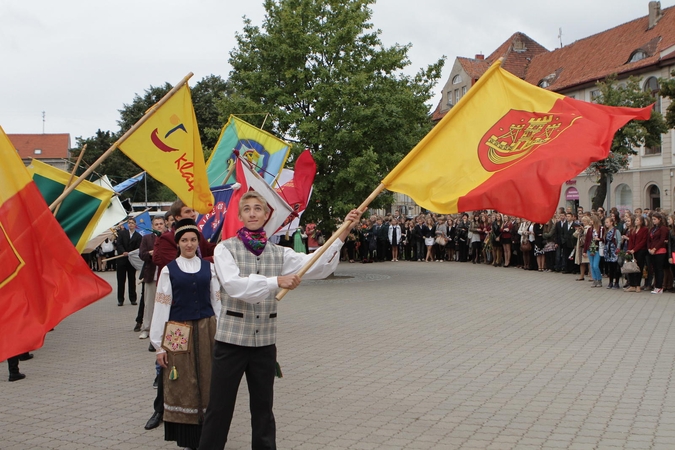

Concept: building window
[[648, 184, 661, 210], [644, 77, 661, 155], [455, 89, 460, 104], [452, 74, 462, 84], [615, 183, 633, 213], [34, 149, 42, 155], [589, 185, 598, 207], [628, 50, 647, 63], [462, 86, 467, 97], [446, 91, 453, 107], [644, 76, 661, 113], [590, 90, 601, 103]]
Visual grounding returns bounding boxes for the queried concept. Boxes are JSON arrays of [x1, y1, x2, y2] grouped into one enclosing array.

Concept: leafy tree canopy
[[660, 69, 675, 130], [587, 75, 667, 210], [218, 0, 444, 230]]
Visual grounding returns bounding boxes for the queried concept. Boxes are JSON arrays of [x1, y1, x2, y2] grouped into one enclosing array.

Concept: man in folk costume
[[199, 191, 362, 449]]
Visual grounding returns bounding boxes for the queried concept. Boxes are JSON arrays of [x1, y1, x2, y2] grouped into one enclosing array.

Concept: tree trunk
[[591, 173, 608, 210]]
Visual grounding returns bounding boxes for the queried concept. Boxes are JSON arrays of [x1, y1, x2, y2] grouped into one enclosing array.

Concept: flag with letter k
[[119, 84, 214, 214]]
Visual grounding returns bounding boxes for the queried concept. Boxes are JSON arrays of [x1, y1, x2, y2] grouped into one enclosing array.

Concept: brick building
[[8, 133, 71, 171]]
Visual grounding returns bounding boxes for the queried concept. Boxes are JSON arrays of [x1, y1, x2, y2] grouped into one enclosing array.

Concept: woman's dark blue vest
[[167, 259, 214, 322]]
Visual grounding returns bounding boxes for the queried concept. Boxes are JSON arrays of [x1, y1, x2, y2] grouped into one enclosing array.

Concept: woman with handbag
[[433, 217, 448, 262], [150, 219, 221, 449], [665, 214, 675, 291], [518, 220, 534, 270], [422, 216, 435, 262], [603, 216, 622, 289], [469, 215, 483, 264], [624, 214, 648, 292], [481, 214, 492, 265], [542, 218, 558, 272], [491, 213, 503, 267], [647, 212, 669, 294], [586, 215, 604, 287], [500, 215, 514, 267], [533, 222, 546, 272], [574, 216, 591, 281]]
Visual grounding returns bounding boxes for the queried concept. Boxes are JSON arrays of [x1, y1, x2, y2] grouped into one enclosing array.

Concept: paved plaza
[[3, 260, 675, 449]]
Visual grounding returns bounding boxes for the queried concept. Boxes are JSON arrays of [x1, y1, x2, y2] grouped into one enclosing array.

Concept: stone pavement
[[3, 261, 675, 449]]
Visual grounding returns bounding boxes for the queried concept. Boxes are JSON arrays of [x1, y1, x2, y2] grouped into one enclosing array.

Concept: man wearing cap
[[198, 191, 362, 450]]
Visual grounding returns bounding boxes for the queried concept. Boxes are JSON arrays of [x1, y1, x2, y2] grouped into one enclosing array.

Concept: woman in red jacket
[[624, 214, 648, 292], [647, 212, 669, 294]]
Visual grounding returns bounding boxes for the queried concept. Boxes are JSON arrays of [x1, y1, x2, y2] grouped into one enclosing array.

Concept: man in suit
[[561, 213, 577, 273], [116, 218, 142, 306], [375, 217, 389, 262], [554, 212, 566, 272]]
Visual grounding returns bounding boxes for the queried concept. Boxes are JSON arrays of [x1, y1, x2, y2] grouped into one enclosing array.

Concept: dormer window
[[628, 50, 647, 63], [452, 75, 462, 85], [537, 71, 559, 89], [34, 149, 42, 155]]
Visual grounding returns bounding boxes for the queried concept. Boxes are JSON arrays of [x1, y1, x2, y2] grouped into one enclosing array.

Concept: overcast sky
[[1, 0, 673, 142]]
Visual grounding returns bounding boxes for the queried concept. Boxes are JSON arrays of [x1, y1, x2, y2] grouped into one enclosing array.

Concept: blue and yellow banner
[[206, 115, 290, 187]]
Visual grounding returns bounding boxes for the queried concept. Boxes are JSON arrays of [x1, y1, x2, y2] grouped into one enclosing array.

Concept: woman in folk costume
[[150, 218, 221, 450]]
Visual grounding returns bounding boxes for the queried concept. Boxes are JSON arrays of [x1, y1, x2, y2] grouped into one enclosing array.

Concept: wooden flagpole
[[275, 182, 386, 301], [221, 162, 237, 186], [48, 72, 194, 212], [53, 144, 87, 216]]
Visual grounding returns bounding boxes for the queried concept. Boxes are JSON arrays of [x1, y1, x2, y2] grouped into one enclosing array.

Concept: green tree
[[191, 75, 231, 152], [219, 0, 444, 230], [588, 75, 668, 210], [660, 69, 675, 129]]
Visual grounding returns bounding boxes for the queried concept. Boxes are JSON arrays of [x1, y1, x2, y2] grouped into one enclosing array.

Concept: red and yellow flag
[[0, 126, 112, 361], [119, 84, 214, 214], [382, 60, 652, 223]]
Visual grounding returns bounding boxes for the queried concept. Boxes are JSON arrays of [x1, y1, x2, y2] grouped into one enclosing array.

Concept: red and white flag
[[221, 155, 294, 240]]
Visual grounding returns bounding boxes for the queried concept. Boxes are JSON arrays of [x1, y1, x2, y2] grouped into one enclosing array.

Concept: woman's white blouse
[[150, 256, 221, 354]]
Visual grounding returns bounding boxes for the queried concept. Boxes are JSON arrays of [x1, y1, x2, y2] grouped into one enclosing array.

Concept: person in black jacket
[[116, 217, 142, 306], [376, 218, 390, 262], [553, 212, 566, 272], [561, 213, 577, 273]]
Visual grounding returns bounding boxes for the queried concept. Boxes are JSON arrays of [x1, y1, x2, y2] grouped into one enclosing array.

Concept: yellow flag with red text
[[119, 85, 214, 214]]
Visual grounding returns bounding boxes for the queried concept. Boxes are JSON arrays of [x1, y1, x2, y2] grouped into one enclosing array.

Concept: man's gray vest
[[215, 237, 285, 347]]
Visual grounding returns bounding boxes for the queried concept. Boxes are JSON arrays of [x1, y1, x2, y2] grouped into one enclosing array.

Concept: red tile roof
[[434, 33, 549, 121], [485, 32, 549, 79], [8, 134, 71, 160], [525, 5, 675, 91], [458, 57, 490, 81]]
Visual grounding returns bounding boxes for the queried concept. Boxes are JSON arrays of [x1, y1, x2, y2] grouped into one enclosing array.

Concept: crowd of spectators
[[341, 207, 675, 294]]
